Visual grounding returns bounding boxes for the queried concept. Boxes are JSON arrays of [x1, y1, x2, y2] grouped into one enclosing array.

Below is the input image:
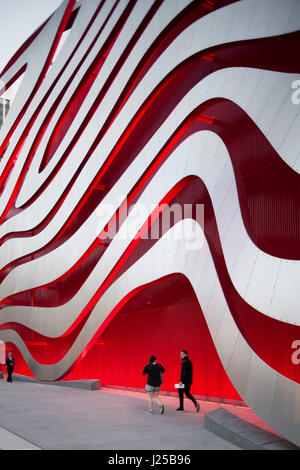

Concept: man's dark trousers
[[178, 383, 197, 410], [6, 366, 13, 382]]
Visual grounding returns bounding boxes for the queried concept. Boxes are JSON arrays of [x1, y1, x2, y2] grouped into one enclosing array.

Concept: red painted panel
[[23, 274, 242, 401]]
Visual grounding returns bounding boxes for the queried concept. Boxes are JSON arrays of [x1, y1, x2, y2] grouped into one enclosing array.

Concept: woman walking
[[142, 355, 165, 414]]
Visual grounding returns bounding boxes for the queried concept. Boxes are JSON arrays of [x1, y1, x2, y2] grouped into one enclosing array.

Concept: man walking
[[6, 352, 15, 383], [176, 350, 200, 412]]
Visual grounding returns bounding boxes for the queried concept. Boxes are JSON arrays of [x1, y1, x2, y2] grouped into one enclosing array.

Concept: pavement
[[0, 378, 284, 451]]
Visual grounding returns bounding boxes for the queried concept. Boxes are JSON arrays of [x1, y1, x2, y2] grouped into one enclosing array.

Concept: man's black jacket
[[180, 356, 193, 385], [6, 357, 15, 368]]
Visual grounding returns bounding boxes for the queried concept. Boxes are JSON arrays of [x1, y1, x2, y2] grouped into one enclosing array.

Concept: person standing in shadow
[[6, 352, 15, 383], [143, 355, 165, 414], [176, 349, 200, 412]]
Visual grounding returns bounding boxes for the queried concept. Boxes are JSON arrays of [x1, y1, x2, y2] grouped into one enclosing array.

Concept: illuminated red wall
[[9, 274, 241, 401]]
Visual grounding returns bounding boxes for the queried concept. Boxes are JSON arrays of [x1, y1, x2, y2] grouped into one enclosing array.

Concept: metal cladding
[[0, 0, 300, 446]]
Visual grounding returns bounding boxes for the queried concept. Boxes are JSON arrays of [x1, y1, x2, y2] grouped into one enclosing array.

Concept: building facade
[[0, 0, 299, 446]]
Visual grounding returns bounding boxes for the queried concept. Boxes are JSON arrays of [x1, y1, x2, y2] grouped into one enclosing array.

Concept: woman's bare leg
[[153, 391, 162, 407], [147, 392, 153, 412]]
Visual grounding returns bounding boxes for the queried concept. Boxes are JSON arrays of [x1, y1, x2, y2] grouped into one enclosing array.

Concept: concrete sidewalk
[[0, 379, 241, 450]]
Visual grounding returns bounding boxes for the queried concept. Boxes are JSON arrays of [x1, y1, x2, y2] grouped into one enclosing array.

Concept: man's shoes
[[195, 403, 200, 413], [146, 410, 153, 414], [160, 405, 164, 415], [176, 408, 184, 411]]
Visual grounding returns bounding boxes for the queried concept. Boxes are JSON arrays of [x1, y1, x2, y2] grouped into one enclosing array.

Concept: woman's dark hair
[[149, 355, 156, 364]]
